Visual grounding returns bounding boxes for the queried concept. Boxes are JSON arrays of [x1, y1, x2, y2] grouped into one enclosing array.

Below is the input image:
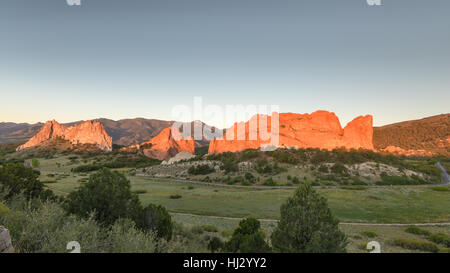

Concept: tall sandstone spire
[[16, 120, 112, 152], [208, 111, 373, 154], [137, 127, 195, 160]]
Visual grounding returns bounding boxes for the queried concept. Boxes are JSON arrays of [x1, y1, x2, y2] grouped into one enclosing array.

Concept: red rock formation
[[137, 127, 195, 160], [208, 111, 373, 154], [343, 115, 374, 149], [16, 120, 112, 151]]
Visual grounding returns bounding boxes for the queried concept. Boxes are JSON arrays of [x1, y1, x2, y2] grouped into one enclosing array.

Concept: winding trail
[[171, 212, 450, 226], [435, 161, 450, 185]]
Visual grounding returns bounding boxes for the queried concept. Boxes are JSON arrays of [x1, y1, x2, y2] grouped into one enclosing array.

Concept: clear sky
[[1, 0, 449, 128]]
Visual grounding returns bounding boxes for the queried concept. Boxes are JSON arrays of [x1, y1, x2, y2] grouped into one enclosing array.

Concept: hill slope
[[373, 114, 450, 156], [0, 122, 43, 144]]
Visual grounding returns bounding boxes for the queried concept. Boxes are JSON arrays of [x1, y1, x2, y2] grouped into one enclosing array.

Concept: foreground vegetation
[[1, 145, 449, 253], [1, 163, 351, 253]]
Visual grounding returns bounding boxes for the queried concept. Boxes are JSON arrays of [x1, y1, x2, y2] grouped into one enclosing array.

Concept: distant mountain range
[[0, 118, 217, 147], [1, 114, 449, 156], [0, 122, 45, 144]]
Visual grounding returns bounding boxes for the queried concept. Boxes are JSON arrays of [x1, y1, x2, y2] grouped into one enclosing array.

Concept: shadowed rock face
[[208, 111, 373, 154], [137, 127, 195, 160], [16, 120, 112, 152]]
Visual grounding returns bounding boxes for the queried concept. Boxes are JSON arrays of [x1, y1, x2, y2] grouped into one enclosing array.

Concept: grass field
[[170, 213, 450, 253], [6, 154, 450, 253], [43, 172, 450, 224]]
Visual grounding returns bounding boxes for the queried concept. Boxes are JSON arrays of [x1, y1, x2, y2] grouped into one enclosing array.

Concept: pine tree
[[271, 183, 348, 253]]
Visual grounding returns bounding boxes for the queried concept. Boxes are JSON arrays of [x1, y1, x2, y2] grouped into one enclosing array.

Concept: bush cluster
[[188, 164, 215, 175], [392, 238, 439, 253]]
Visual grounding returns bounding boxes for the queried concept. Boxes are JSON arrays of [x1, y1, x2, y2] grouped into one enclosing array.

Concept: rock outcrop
[[208, 111, 373, 154], [161, 151, 195, 165], [16, 120, 112, 152], [0, 226, 14, 253], [136, 127, 195, 161]]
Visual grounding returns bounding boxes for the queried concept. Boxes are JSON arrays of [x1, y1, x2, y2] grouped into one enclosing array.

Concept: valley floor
[[7, 153, 450, 253], [44, 174, 450, 224]]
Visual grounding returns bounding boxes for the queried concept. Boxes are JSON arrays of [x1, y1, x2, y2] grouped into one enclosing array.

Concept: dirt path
[[171, 212, 450, 226], [137, 175, 447, 190], [436, 161, 450, 185]]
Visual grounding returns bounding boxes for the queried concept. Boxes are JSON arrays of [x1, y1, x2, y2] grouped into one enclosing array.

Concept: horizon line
[[1, 112, 449, 129]]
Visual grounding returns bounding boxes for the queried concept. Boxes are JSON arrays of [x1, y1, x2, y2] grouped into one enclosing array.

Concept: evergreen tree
[[271, 183, 347, 253]]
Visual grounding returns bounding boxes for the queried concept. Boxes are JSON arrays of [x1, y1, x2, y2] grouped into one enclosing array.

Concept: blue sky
[[1, 0, 449, 128]]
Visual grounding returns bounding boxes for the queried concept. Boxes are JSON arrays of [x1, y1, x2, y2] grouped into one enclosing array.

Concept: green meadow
[[44, 173, 450, 224]]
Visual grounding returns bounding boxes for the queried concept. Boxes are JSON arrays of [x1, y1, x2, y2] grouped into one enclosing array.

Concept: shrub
[[201, 225, 219, 233], [221, 161, 239, 173], [263, 177, 276, 186], [292, 176, 300, 184], [64, 168, 142, 227], [31, 159, 40, 168], [0, 202, 9, 217], [0, 163, 54, 201], [104, 218, 162, 253], [318, 165, 329, 173], [376, 173, 428, 185], [71, 156, 160, 172], [225, 218, 271, 253], [188, 164, 215, 175], [392, 238, 439, 253], [404, 225, 431, 236], [330, 163, 347, 174], [71, 164, 103, 172], [191, 226, 204, 234], [271, 183, 348, 253], [271, 149, 299, 164], [169, 194, 182, 199], [195, 146, 209, 157], [208, 237, 224, 253], [310, 150, 329, 164], [1, 201, 103, 253], [428, 233, 450, 247], [360, 230, 377, 238], [244, 172, 256, 183], [136, 204, 173, 241], [132, 189, 147, 194], [221, 229, 234, 238], [203, 176, 211, 182]]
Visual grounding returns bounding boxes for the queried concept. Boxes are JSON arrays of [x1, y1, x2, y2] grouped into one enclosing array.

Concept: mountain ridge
[[2, 113, 449, 156]]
